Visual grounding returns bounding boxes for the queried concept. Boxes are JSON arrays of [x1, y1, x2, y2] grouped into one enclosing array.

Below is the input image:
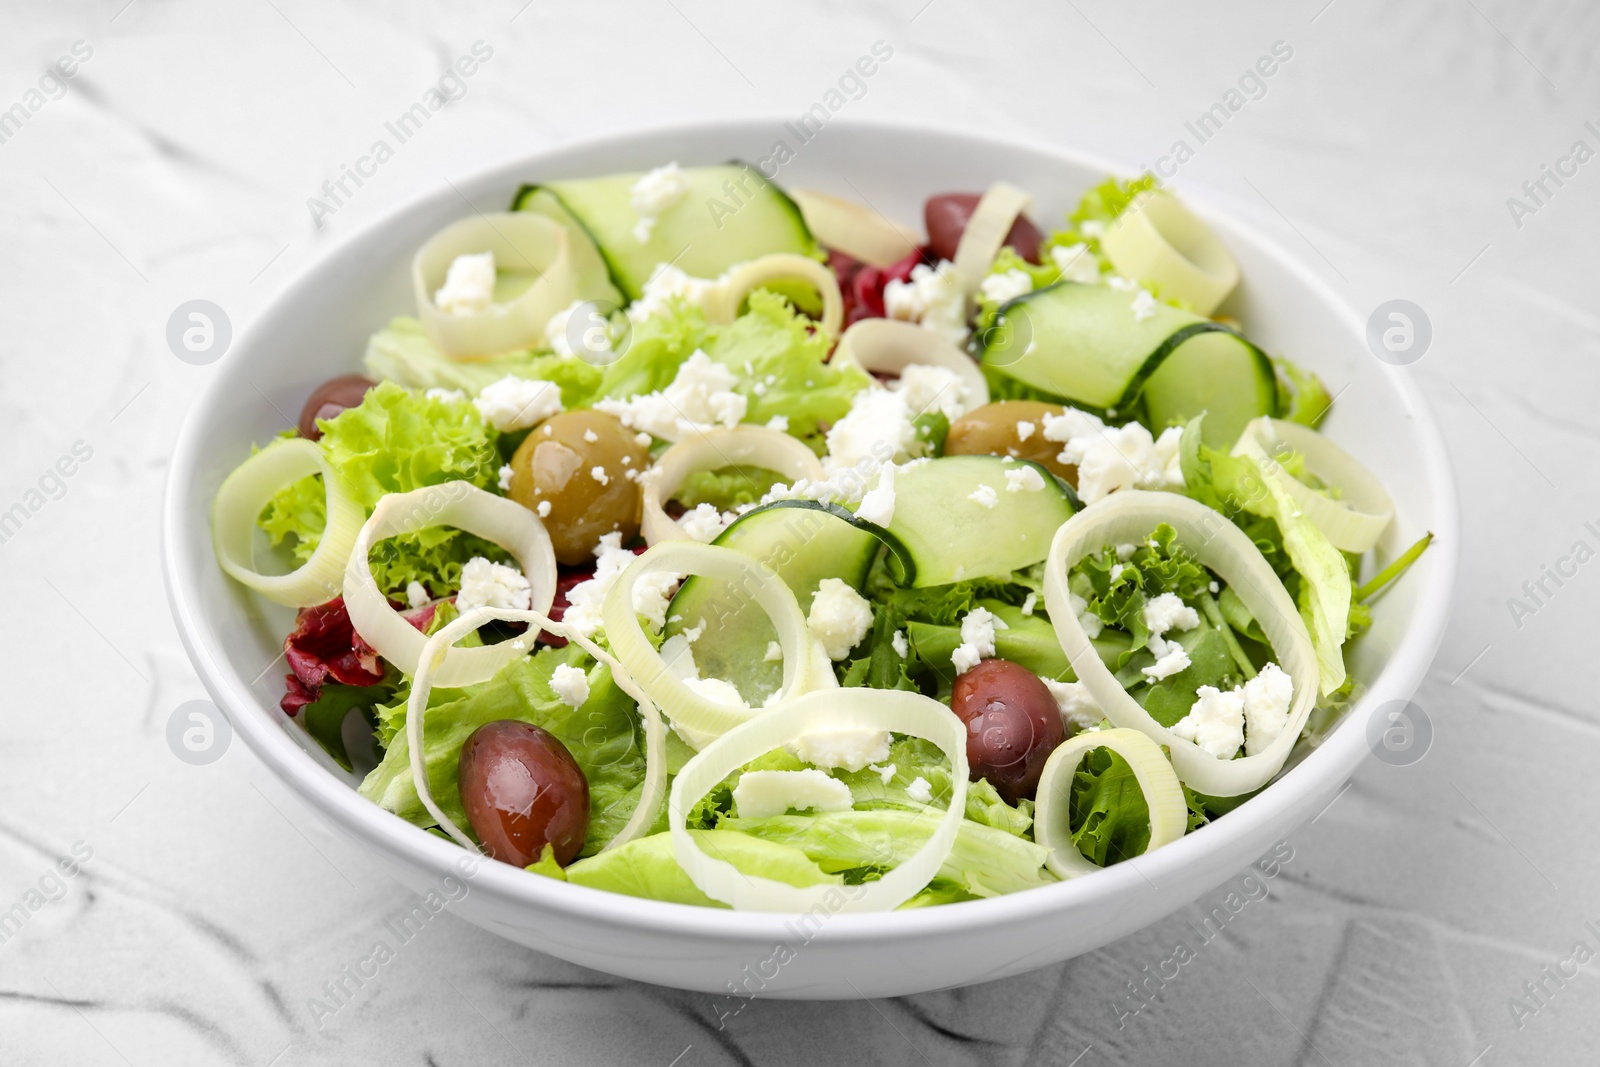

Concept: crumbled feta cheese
[[1171, 686, 1246, 759], [455, 557, 532, 615], [583, 428, 599, 444], [1143, 592, 1200, 637], [869, 762, 897, 785], [1020, 592, 1038, 616], [497, 463, 515, 493], [684, 675, 748, 709], [1110, 563, 1125, 581], [433, 251, 496, 315], [1209, 580, 1220, 594], [1050, 242, 1100, 284], [855, 464, 896, 526], [627, 263, 716, 324], [680, 502, 730, 543], [891, 629, 909, 658], [1106, 276, 1138, 292], [630, 162, 688, 243], [593, 350, 746, 441], [883, 260, 969, 345], [405, 581, 429, 611], [968, 484, 999, 509], [474, 375, 564, 432], [788, 728, 892, 773], [825, 387, 916, 470], [1241, 663, 1294, 756], [1042, 678, 1103, 731], [951, 606, 1006, 674], [890, 363, 971, 421], [1004, 466, 1046, 493], [905, 776, 934, 804], [732, 769, 853, 819], [1079, 220, 1107, 238], [1016, 420, 1036, 442], [543, 299, 588, 358], [550, 663, 591, 709], [1130, 289, 1158, 322], [764, 640, 783, 662], [536, 500, 552, 518], [589, 465, 610, 486], [561, 532, 679, 638], [1040, 408, 1185, 504], [1142, 634, 1191, 681], [425, 387, 466, 403], [979, 268, 1034, 306], [1067, 591, 1104, 639], [634, 431, 652, 447], [1116, 543, 1138, 561], [807, 578, 874, 660]]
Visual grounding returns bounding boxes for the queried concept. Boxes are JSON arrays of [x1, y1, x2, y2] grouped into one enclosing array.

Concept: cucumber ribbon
[[211, 437, 364, 607], [342, 482, 557, 688], [1043, 491, 1318, 796]]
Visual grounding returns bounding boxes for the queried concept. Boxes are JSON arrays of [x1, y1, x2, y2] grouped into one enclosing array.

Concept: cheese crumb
[[891, 629, 909, 658], [405, 581, 429, 611], [1130, 288, 1158, 322], [680, 503, 730, 543], [433, 251, 496, 315], [630, 162, 688, 243], [951, 606, 1005, 674], [594, 350, 746, 441], [855, 464, 896, 526], [455, 557, 532, 615], [788, 729, 892, 773], [1042, 678, 1102, 731], [807, 579, 874, 660], [905, 776, 935, 804], [1171, 685, 1246, 759], [474, 375, 564, 432], [1004, 466, 1047, 493], [968, 484, 1000, 509], [536, 500, 552, 518], [869, 762, 897, 785], [550, 663, 590, 709], [590, 465, 610, 486], [979, 268, 1033, 306], [1016, 420, 1036, 442], [764, 640, 783, 663], [497, 464, 515, 493], [1241, 663, 1294, 756]]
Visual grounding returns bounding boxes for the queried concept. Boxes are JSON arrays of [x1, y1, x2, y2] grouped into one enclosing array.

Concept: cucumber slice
[[981, 282, 1277, 447], [664, 501, 885, 702], [877, 456, 1075, 588], [515, 163, 817, 302], [509, 186, 623, 307]]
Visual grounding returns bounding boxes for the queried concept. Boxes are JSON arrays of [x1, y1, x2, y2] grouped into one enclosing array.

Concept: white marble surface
[[2, 0, 1596, 1063]]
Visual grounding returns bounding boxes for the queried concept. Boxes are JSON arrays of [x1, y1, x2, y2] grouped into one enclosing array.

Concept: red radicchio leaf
[[279, 596, 432, 716]]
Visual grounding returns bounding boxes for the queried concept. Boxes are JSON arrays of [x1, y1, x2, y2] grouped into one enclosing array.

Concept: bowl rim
[[162, 116, 1459, 945]]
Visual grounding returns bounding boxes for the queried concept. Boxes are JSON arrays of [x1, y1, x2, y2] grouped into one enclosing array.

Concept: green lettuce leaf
[[358, 644, 648, 856], [721, 809, 1055, 898], [673, 465, 788, 511], [364, 316, 603, 404], [258, 380, 507, 595], [563, 830, 839, 907]]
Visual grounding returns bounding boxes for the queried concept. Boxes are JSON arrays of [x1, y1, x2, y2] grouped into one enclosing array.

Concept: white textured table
[[2, 1, 1593, 1063]]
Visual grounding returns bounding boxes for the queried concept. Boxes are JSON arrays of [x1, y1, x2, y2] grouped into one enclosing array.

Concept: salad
[[212, 161, 1430, 911]]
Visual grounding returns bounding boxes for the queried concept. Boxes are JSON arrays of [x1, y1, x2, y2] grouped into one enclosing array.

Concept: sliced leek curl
[[343, 482, 556, 687], [1098, 189, 1239, 316], [413, 212, 576, 360], [789, 188, 919, 268], [1033, 727, 1188, 879], [1042, 491, 1318, 796], [952, 181, 1033, 296], [1233, 417, 1393, 553], [405, 605, 666, 854], [212, 437, 363, 607], [830, 318, 990, 413], [602, 541, 821, 742], [670, 687, 968, 911], [703, 253, 844, 339], [640, 427, 825, 546]]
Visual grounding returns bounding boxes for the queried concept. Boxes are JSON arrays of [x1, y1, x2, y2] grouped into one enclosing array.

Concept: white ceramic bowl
[[163, 120, 1457, 999]]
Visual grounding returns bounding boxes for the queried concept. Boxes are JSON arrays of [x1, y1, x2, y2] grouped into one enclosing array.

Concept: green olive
[[509, 411, 650, 565], [945, 400, 1076, 483]]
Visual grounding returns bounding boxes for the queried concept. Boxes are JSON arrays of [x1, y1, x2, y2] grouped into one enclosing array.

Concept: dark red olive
[[458, 721, 589, 867], [949, 658, 1064, 804], [297, 374, 375, 440], [925, 193, 1045, 265]]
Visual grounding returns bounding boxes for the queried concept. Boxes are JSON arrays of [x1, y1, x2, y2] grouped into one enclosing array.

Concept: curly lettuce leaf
[[358, 644, 647, 856], [720, 809, 1054, 898], [365, 316, 602, 405], [563, 829, 839, 906], [673, 465, 787, 511], [258, 381, 507, 596]]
